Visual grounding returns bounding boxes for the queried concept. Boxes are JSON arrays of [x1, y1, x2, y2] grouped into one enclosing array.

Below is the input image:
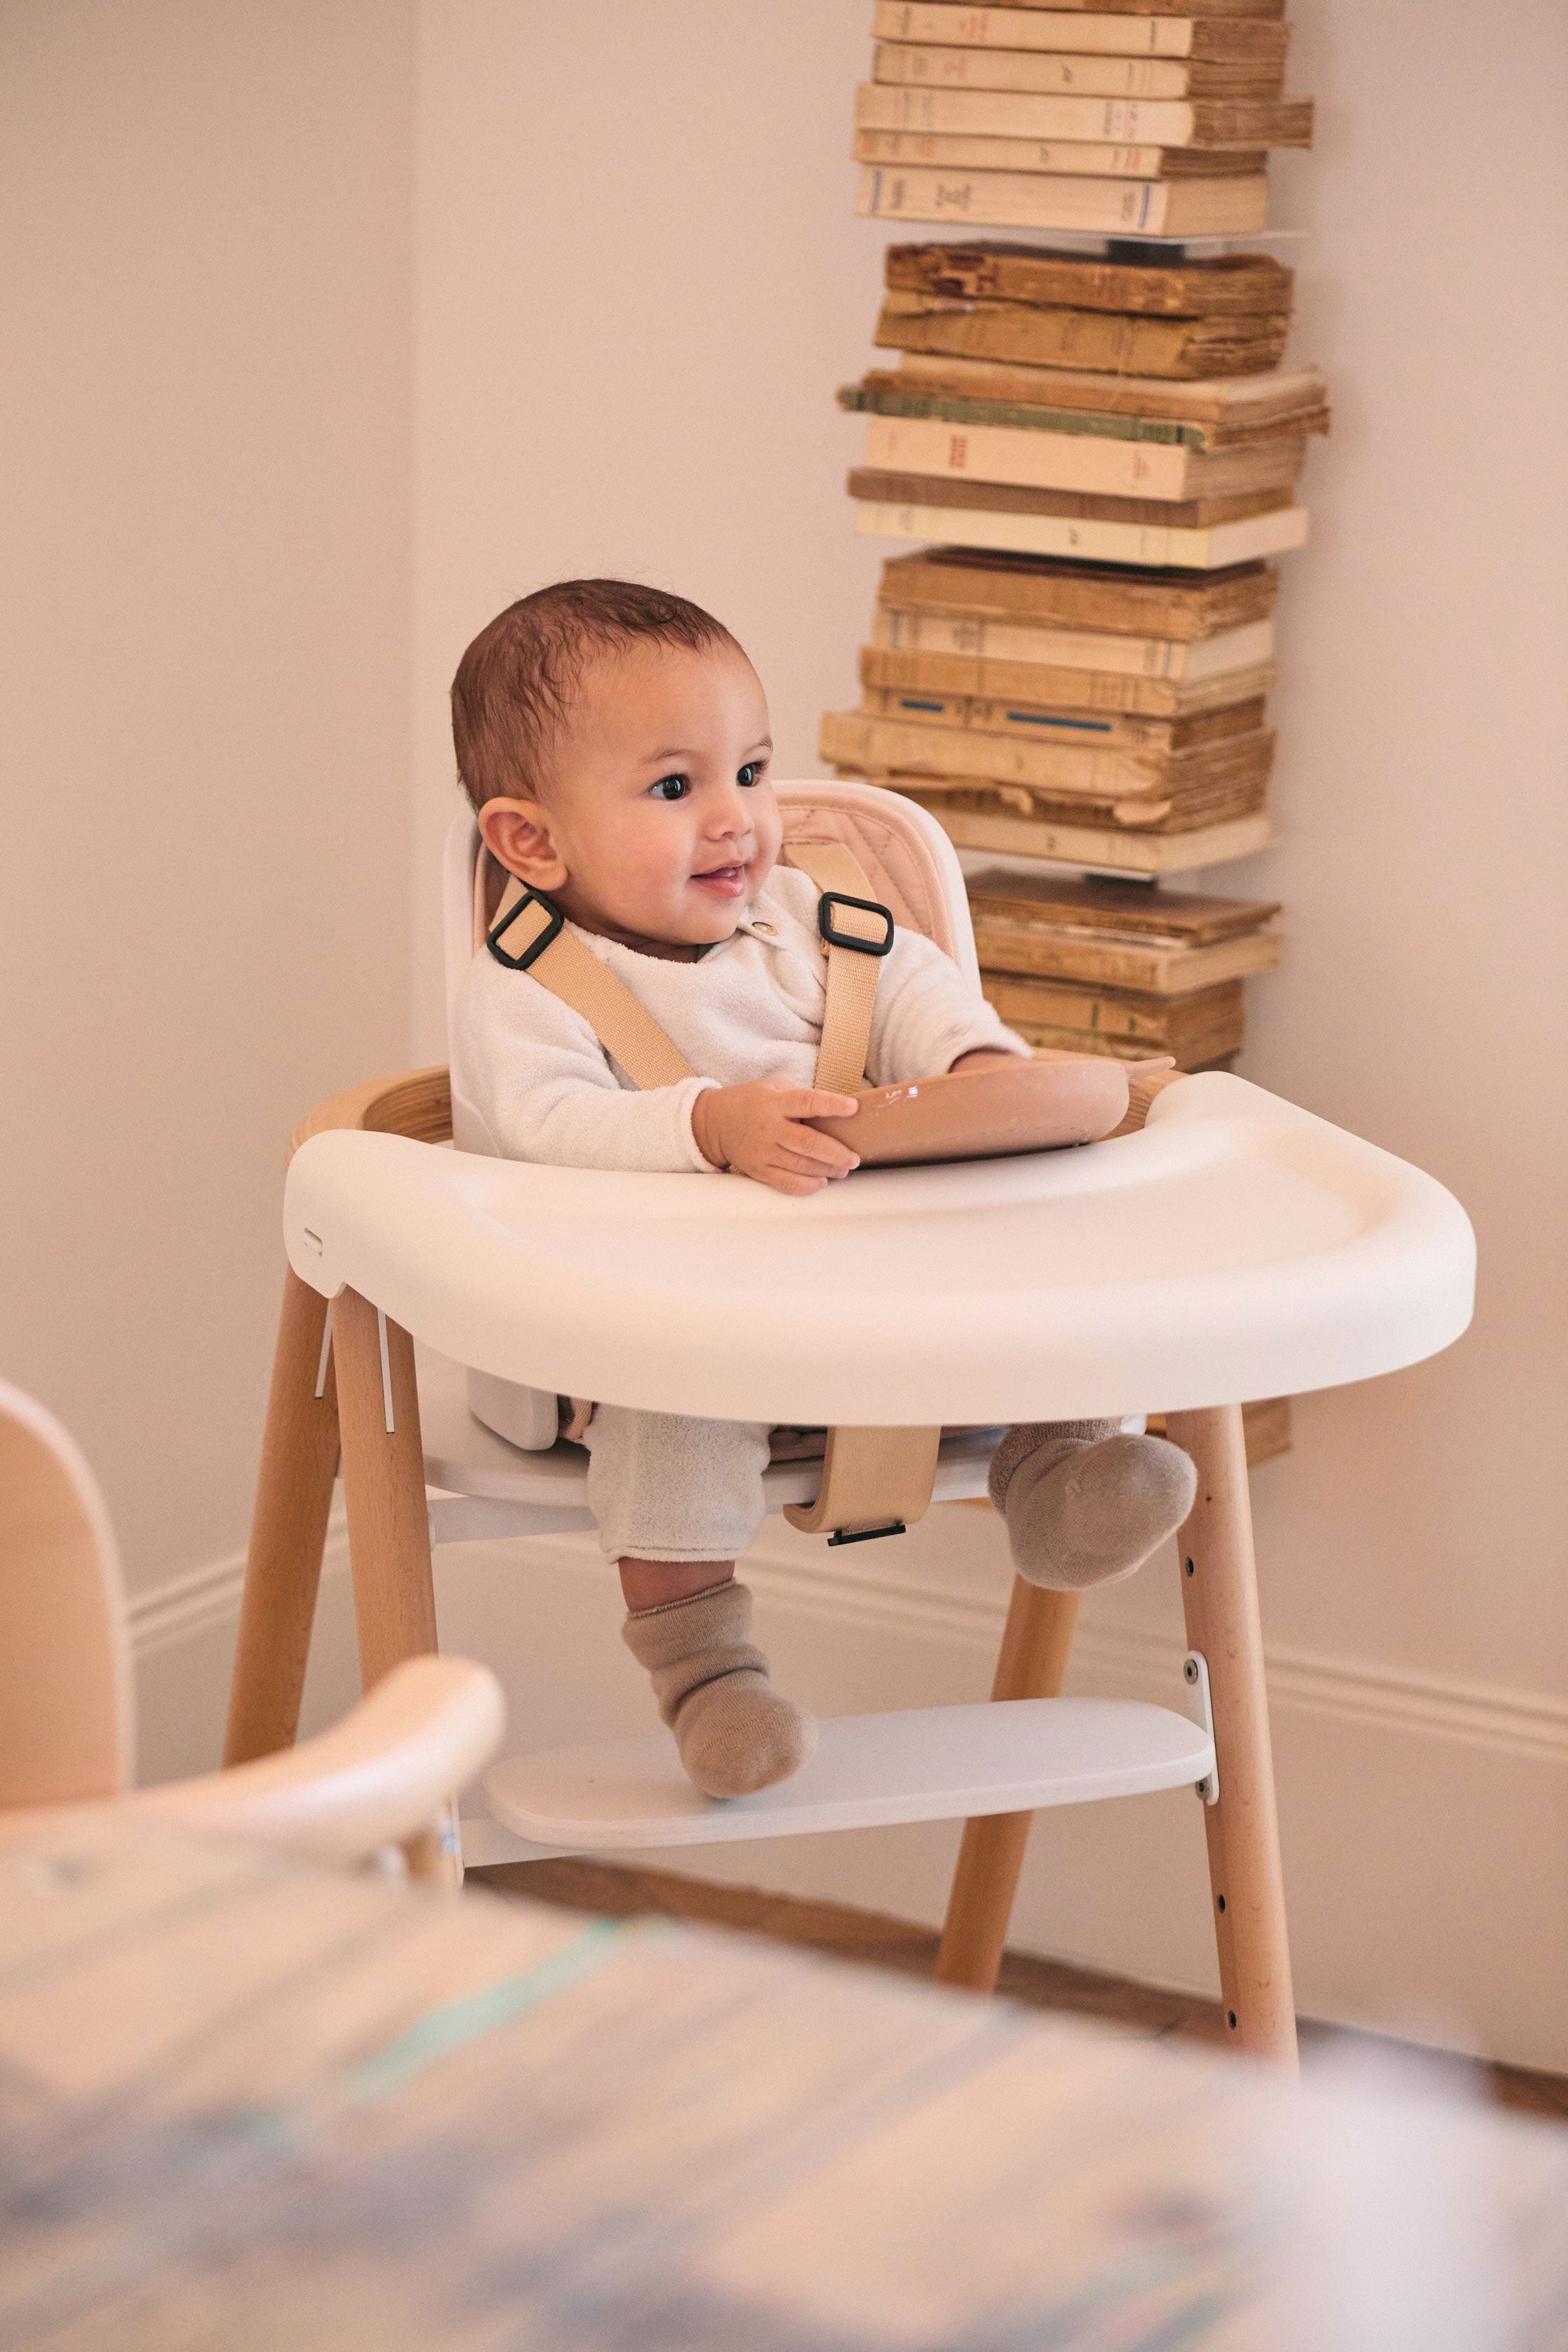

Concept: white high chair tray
[[287, 1073, 1475, 1427]]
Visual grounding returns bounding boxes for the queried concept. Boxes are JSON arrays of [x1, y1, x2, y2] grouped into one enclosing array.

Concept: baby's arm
[[866, 928, 1033, 1086], [455, 959, 860, 1189]]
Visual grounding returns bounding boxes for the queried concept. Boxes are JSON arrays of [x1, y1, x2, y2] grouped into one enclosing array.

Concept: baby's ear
[[476, 795, 567, 890]]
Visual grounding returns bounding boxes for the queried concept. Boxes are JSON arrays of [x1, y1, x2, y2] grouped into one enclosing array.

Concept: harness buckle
[[487, 888, 564, 972], [818, 890, 894, 958]]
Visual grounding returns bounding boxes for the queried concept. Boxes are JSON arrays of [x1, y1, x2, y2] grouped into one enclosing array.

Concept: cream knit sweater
[[451, 864, 1029, 1172]]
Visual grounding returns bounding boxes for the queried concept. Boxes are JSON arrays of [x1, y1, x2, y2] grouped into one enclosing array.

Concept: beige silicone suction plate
[[810, 1057, 1174, 1168]]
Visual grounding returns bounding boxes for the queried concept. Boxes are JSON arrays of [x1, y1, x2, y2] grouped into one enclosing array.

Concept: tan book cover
[[854, 129, 1265, 176], [859, 683, 1265, 752], [884, 355, 1330, 439], [978, 919, 1279, 993], [982, 969, 1246, 1058], [851, 465, 1291, 530], [871, 598, 1276, 678], [871, 5, 1290, 59], [854, 83, 1312, 149], [820, 707, 1275, 802], [858, 412, 1307, 500], [854, 493, 1308, 569], [967, 867, 1279, 991], [968, 867, 1279, 946], [860, 642, 1277, 719], [871, 41, 1287, 100], [886, 242, 1294, 318], [857, 162, 1269, 237], [875, 291, 1290, 378], [880, 546, 1279, 635], [874, 789, 1274, 873], [857, 766, 1269, 831]]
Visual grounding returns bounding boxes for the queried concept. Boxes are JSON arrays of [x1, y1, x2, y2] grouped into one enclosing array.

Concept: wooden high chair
[[0, 1379, 504, 1876], [223, 782, 1475, 2060]]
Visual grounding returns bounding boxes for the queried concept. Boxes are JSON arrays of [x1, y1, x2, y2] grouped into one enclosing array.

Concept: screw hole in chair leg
[[1227, 2011, 1238, 2030], [1184, 1557, 1195, 1576], [1217, 1894, 1227, 1913]]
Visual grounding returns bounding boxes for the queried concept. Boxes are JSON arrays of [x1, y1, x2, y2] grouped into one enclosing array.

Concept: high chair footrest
[[481, 1697, 1214, 1851]]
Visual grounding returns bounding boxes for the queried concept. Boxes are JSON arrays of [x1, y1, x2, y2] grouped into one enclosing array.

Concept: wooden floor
[[479, 1856, 1568, 2125]]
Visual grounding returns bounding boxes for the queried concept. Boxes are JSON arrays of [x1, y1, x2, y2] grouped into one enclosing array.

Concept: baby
[[449, 579, 1197, 1800]]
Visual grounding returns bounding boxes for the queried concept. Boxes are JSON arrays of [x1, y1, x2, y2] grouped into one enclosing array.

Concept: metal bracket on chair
[[1184, 1651, 1220, 1805], [376, 1307, 395, 1435]]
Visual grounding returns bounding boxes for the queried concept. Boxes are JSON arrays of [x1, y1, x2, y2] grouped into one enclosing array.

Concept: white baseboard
[[129, 1515, 1568, 2074]]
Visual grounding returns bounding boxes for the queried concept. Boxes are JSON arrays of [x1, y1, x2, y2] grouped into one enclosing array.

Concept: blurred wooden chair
[[0, 1377, 504, 1882]]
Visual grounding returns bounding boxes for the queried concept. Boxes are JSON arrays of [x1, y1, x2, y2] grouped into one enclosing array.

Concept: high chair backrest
[[0, 1381, 132, 1808], [440, 779, 981, 1083]]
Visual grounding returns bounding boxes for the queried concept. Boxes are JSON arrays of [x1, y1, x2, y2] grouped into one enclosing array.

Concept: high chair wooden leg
[[934, 1579, 1082, 1992], [332, 1287, 439, 1690], [224, 1269, 341, 1766], [1167, 1403, 1298, 2069]]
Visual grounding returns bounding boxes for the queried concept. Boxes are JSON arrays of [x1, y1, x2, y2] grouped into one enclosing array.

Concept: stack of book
[[965, 865, 1279, 1069], [855, 0, 1309, 242], [822, 0, 1322, 1097]]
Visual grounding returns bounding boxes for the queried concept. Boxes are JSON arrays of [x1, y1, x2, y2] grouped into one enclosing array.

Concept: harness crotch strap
[[485, 855, 944, 1544]]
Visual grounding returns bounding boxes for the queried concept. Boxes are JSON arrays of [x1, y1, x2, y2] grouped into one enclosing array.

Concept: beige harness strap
[[782, 841, 892, 1096], [487, 860, 942, 1545], [488, 877, 697, 1091], [782, 1424, 944, 1542]]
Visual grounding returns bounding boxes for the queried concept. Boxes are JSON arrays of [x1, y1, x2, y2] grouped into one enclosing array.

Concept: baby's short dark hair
[[450, 577, 740, 810]]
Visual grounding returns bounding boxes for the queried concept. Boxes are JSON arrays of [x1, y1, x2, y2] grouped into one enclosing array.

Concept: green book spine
[[837, 384, 1202, 449]]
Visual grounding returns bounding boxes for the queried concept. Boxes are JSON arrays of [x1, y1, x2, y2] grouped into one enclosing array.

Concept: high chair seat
[[230, 779, 1477, 2066], [416, 1346, 1001, 1545], [287, 1070, 1473, 1429]]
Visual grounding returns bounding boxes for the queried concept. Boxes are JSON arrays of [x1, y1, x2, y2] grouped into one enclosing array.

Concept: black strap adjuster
[[486, 887, 564, 972], [818, 890, 894, 957]]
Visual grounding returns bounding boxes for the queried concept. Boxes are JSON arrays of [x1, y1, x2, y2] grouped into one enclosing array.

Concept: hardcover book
[[860, 642, 1277, 719], [885, 242, 1294, 317], [871, 40, 1288, 99], [878, 546, 1279, 634], [857, 162, 1269, 236]]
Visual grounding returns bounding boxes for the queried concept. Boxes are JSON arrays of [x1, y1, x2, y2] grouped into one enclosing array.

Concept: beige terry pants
[[582, 1407, 773, 1565]]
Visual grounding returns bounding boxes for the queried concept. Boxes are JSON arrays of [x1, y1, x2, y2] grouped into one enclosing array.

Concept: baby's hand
[[692, 1079, 860, 1196]]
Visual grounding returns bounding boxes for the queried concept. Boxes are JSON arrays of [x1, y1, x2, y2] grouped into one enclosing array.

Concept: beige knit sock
[[988, 1420, 1197, 1592], [621, 1580, 816, 1800]]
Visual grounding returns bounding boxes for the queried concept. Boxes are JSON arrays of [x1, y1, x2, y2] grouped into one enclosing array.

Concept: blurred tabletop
[[2, 1814, 1564, 2351]]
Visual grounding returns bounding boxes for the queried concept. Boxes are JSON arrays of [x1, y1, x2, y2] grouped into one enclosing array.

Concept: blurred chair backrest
[[0, 1382, 132, 1808]]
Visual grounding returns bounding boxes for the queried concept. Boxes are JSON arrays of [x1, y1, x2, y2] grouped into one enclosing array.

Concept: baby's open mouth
[[691, 863, 748, 898]]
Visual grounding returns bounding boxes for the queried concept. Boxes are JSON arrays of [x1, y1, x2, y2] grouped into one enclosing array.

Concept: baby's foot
[[622, 1580, 816, 1799], [989, 1420, 1197, 1592]]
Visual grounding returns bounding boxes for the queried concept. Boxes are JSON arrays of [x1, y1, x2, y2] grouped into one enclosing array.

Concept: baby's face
[[482, 639, 781, 956]]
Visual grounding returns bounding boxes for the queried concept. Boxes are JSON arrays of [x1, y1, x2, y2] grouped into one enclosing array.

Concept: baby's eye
[[649, 773, 690, 802], [737, 763, 762, 787]]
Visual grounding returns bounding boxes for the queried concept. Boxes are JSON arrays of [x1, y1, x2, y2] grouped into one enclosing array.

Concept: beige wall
[[2, 2, 416, 1593], [410, 0, 1568, 2066]]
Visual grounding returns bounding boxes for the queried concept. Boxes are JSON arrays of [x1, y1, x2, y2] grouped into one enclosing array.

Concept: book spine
[[862, 413, 1196, 498], [857, 161, 1178, 232], [850, 386, 1204, 447], [870, 5, 1197, 59], [872, 41, 1197, 96], [861, 643, 1279, 717], [856, 498, 1306, 568], [855, 129, 1182, 178], [882, 796, 1274, 874], [863, 684, 1186, 746], [970, 925, 1281, 993], [820, 710, 1178, 795], [856, 83, 1197, 144], [874, 606, 1276, 678]]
